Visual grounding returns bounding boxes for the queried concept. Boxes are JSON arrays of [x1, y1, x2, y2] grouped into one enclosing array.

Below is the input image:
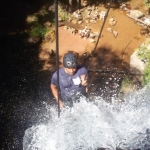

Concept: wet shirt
[[51, 66, 88, 101]]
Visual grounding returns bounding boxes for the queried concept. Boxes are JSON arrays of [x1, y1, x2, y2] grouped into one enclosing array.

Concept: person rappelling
[[50, 52, 88, 108], [52, 0, 112, 116]]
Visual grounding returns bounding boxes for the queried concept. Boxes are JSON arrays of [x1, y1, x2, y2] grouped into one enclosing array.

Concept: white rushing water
[[23, 86, 150, 150]]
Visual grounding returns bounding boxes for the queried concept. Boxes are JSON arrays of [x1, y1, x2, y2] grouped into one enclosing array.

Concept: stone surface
[[23, 37, 40, 46], [129, 10, 144, 18], [130, 51, 145, 73]]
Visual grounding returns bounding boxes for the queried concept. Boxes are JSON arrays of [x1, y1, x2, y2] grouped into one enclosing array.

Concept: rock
[[112, 30, 118, 38], [72, 19, 78, 24], [130, 51, 146, 73], [82, 9, 91, 19], [89, 39, 95, 43], [91, 4, 96, 11], [84, 9, 91, 16], [107, 28, 113, 32], [93, 32, 100, 37], [73, 11, 82, 19], [78, 20, 83, 24], [85, 14, 91, 19], [140, 28, 148, 35], [44, 21, 52, 28], [44, 30, 55, 42], [23, 36, 40, 46], [89, 33, 95, 39], [109, 17, 114, 22], [108, 20, 117, 26], [90, 12, 98, 20], [58, 22, 65, 27], [147, 44, 150, 49], [99, 11, 106, 20], [85, 19, 90, 23], [58, 16, 63, 22], [108, 17, 117, 26], [68, 17, 72, 22], [48, 5, 55, 12], [39, 48, 55, 60], [90, 19, 97, 23], [129, 10, 144, 19], [26, 15, 38, 23], [82, 0, 90, 7], [70, 28, 78, 35], [77, 16, 83, 21], [64, 26, 70, 30]]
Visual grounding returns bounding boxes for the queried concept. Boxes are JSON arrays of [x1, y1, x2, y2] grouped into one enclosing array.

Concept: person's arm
[[50, 84, 63, 108], [80, 74, 88, 93], [80, 74, 88, 86]]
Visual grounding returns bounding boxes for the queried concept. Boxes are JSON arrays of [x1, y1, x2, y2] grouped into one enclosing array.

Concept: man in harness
[[50, 52, 88, 108]]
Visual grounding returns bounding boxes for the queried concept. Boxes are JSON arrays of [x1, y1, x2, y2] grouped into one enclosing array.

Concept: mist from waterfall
[[23, 85, 150, 150]]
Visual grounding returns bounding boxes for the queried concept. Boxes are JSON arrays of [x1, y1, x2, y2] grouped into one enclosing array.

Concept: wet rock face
[[23, 37, 41, 46], [130, 51, 145, 73]]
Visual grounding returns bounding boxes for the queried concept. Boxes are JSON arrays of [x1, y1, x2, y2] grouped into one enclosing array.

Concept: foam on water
[[23, 86, 150, 150]]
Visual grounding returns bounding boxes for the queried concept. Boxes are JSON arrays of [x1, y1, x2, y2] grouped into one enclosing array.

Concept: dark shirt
[[51, 66, 88, 101]]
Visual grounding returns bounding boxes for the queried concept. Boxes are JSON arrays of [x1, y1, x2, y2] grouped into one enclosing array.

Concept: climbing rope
[[88, 69, 143, 76], [87, 0, 113, 70], [54, 0, 60, 118], [54, 0, 113, 117]]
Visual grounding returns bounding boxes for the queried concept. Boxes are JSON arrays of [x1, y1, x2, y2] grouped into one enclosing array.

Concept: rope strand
[[88, 0, 113, 70], [54, 0, 60, 118]]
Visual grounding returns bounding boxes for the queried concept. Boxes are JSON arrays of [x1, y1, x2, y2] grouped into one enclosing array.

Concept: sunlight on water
[[23, 86, 150, 150]]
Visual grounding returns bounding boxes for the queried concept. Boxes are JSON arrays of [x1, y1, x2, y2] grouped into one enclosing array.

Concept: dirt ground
[[41, 0, 146, 69], [40, 0, 148, 99]]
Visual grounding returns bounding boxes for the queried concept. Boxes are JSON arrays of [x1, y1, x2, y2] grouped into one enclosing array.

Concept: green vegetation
[[136, 42, 150, 85], [121, 76, 132, 88], [120, 76, 136, 95], [29, 23, 50, 38], [144, 0, 150, 14], [144, 0, 150, 8], [25, 5, 55, 38], [27, 4, 69, 38], [58, 4, 70, 21], [27, 15, 38, 23], [144, 65, 150, 84]]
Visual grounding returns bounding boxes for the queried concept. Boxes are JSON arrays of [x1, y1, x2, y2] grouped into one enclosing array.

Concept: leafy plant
[[26, 15, 38, 24], [144, 0, 150, 8], [136, 42, 150, 85], [121, 76, 131, 88], [58, 5, 70, 21], [144, 0, 150, 14], [29, 23, 49, 38], [144, 65, 150, 84]]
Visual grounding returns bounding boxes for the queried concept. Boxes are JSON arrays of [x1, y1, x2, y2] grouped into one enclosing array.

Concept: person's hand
[[81, 75, 88, 86]]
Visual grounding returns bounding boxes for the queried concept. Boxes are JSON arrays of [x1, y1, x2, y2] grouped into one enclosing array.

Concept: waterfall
[[23, 85, 150, 150]]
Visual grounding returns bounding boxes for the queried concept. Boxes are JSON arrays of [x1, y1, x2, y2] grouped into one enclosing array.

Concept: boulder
[[23, 36, 40, 46], [85, 19, 90, 23], [130, 51, 146, 73], [44, 30, 55, 42], [78, 20, 83, 24], [90, 19, 97, 23], [44, 21, 52, 28], [129, 10, 144, 19], [89, 33, 95, 39], [72, 19, 78, 24]]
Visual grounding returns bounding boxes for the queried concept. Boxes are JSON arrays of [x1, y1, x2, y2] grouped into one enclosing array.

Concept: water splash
[[23, 86, 150, 150]]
